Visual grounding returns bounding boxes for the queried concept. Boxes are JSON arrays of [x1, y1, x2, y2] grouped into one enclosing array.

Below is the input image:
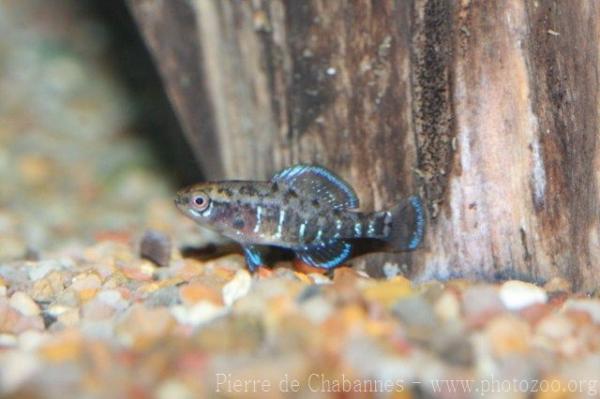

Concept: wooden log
[[127, 0, 223, 177], [128, 0, 600, 291]]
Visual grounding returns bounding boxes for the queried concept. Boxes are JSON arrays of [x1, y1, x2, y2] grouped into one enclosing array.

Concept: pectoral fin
[[243, 245, 267, 271]]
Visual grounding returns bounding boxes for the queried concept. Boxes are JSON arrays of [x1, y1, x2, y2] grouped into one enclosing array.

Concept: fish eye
[[191, 193, 210, 211]]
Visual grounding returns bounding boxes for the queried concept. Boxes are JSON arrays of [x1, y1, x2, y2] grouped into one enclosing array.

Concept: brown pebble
[[139, 230, 172, 268], [332, 267, 359, 286], [519, 303, 553, 325]]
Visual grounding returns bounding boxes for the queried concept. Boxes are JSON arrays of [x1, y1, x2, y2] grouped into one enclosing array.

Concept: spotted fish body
[[175, 165, 425, 271]]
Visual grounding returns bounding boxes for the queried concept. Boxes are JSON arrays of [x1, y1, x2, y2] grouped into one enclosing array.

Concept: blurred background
[[0, 0, 201, 258]]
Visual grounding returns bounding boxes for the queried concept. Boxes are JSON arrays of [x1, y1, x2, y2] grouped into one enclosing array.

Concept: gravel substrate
[[1, 249, 600, 398]]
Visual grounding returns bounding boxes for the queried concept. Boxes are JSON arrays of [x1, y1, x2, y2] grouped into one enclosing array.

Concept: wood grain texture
[[127, 0, 223, 177], [128, 0, 600, 290]]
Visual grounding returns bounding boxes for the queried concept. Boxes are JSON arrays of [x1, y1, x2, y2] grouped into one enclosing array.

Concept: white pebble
[[157, 379, 195, 399], [0, 351, 41, 394], [71, 273, 101, 291], [97, 289, 129, 310], [222, 270, 252, 307], [170, 302, 226, 326], [46, 304, 73, 316], [300, 296, 333, 324], [308, 274, 332, 285], [0, 334, 17, 347], [27, 258, 73, 281], [28, 262, 56, 281], [434, 291, 461, 321], [18, 330, 48, 351], [9, 292, 40, 316], [499, 280, 547, 310], [326, 67, 336, 76]]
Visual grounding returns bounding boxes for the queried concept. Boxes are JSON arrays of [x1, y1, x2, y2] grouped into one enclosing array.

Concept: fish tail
[[384, 195, 425, 251], [361, 211, 390, 239]]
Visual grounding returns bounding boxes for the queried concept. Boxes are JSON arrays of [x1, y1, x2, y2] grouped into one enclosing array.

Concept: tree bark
[[128, 0, 600, 291]]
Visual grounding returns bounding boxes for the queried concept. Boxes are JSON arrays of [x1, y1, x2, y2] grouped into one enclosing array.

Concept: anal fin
[[296, 241, 352, 269]]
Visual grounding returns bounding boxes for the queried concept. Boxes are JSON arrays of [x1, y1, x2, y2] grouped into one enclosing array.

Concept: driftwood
[[128, 0, 600, 291]]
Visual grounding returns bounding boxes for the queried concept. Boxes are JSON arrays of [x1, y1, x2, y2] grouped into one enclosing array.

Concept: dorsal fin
[[271, 165, 359, 209]]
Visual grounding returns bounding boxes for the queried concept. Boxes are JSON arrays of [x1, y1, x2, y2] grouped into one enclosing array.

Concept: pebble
[[71, 273, 102, 291], [139, 229, 172, 268], [180, 282, 222, 306], [563, 299, 600, 324], [393, 295, 437, 329], [0, 351, 41, 394], [309, 273, 332, 285], [18, 330, 48, 351], [485, 315, 531, 356], [333, 267, 360, 286], [53, 289, 80, 307], [9, 291, 40, 316], [56, 308, 80, 328], [434, 291, 461, 321], [462, 285, 505, 326], [27, 259, 69, 281], [97, 289, 129, 310], [39, 331, 83, 362], [535, 313, 575, 351], [30, 271, 65, 301], [296, 284, 322, 303], [156, 379, 195, 399], [116, 304, 174, 349], [299, 295, 334, 324], [170, 302, 227, 327], [519, 302, 553, 325], [499, 280, 548, 310], [362, 276, 413, 307], [144, 285, 180, 307], [82, 299, 116, 321], [0, 333, 18, 347], [122, 261, 156, 281], [222, 269, 252, 307]]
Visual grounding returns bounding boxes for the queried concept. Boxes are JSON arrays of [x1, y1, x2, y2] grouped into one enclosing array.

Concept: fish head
[[175, 182, 250, 237]]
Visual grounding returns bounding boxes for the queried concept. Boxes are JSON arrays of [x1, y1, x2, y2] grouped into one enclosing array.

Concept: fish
[[175, 164, 425, 271]]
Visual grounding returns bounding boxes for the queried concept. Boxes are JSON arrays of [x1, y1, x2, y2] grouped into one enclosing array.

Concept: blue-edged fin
[[386, 195, 426, 250], [297, 240, 352, 269], [243, 245, 266, 271], [272, 165, 359, 209]]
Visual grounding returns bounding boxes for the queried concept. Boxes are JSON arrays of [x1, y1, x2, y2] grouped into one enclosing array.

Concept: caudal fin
[[386, 195, 426, 251]]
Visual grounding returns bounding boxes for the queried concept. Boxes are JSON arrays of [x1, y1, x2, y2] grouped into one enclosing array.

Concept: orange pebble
[[256, 266, 273, 278], [179, 282, 223, 306], [93, 230, 132, 244], [293, 258, 328, 275]]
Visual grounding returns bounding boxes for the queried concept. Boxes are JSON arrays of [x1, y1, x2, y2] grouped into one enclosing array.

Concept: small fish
[[175, 165, 425, 271]]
